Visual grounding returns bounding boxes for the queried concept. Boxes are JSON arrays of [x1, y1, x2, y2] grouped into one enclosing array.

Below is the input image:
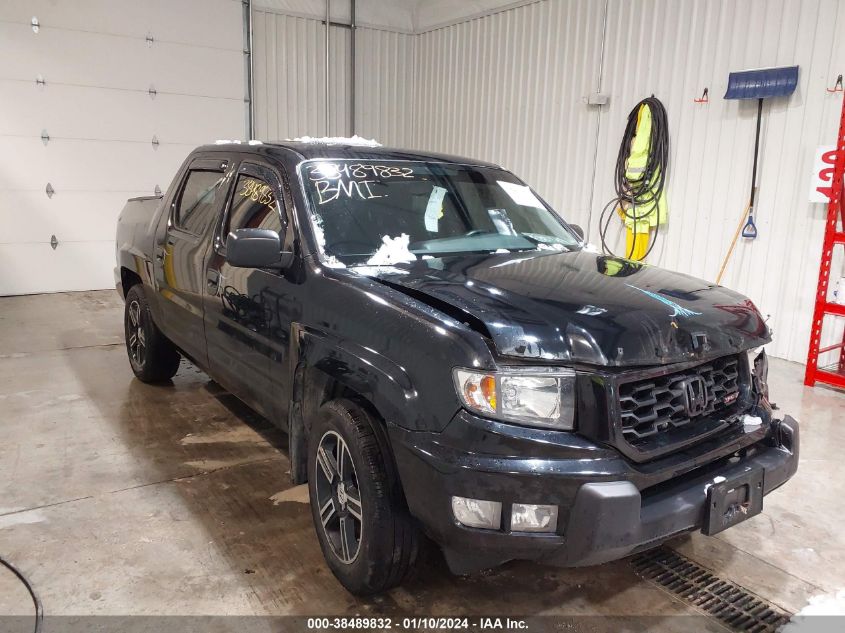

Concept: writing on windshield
[[300, 160, 579, 267], [306, 162, 419, 205]]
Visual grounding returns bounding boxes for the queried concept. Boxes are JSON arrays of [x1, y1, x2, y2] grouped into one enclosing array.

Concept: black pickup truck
[[115, 139, 798, 595]]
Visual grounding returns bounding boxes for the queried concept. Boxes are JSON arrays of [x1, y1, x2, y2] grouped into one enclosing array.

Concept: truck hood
[[357, 249, 770, 366]]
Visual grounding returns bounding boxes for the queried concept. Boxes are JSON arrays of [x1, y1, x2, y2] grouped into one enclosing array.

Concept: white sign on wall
[[809, 145, 839, 203]]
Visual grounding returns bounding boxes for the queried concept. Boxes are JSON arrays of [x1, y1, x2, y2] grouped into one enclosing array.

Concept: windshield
[[299, 160, 581, 268]]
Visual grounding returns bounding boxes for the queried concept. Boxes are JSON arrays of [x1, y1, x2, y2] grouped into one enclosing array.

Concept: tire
[[124, 284, 181, 382], [308, 398, 420, 595]]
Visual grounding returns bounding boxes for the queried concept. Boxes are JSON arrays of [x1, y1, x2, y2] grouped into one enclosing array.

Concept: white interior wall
[[252, 0, 416, 32], [413, 0, 604, 225], [354, 28, 417, 148], [253, 0, 843, 363], [252, 12, 353, 139], [251, 5, 416, 146], [9, 0, 839, 363], [588, 0, 845, 365], [0, 0, 245, 295], [251, 0, 533, 32]]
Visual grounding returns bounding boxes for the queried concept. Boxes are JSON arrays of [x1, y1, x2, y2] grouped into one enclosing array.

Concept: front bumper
[[389, 412, 799, 574]]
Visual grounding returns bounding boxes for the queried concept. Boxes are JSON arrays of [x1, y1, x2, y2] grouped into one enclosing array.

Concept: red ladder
[[805, 92, 845, 389]]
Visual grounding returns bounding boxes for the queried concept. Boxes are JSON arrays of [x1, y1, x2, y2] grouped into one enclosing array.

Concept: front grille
[[619, 354, 743, 444]]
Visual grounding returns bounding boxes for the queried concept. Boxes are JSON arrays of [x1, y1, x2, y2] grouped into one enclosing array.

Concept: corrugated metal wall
[[413, 0, 605, 218], [354, 27, 416, 147], [589, 0, 845, 364], [412, 0, 845, 363], [251, 8, 415, 145], [252, 11, 351, 138], [251, 0, 845, 363]]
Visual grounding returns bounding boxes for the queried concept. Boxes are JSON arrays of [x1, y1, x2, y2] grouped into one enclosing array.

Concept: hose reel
[[599, 96, 670, 261]]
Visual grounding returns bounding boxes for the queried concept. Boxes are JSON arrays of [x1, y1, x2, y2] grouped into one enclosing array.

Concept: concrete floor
[[0, 291, 843, 624]]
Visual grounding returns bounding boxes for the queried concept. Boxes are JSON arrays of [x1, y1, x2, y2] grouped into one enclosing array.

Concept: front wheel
[[124, 285, 180, 382], [308, 399, 420, 594]]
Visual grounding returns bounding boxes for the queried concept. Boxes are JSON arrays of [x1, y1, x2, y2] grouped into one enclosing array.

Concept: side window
[[175, 170, 225, 235], [226, 174, 283, 235]]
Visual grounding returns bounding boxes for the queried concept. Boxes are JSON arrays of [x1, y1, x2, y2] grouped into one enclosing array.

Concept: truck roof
[[192, 140, 502, 170]]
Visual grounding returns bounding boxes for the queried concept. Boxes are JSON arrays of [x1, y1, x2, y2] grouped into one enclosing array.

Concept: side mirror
[[569, 224, 585, 241], [226, 228, 293, 269]]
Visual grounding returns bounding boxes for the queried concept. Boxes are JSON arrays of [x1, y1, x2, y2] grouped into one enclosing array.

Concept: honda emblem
[[682, 376, 708, 416]]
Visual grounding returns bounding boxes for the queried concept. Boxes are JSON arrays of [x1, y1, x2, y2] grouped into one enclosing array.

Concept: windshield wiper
[[518, 233, 576, 251]]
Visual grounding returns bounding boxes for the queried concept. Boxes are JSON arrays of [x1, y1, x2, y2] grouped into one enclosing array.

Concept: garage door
[[0, 0, 245, 295]]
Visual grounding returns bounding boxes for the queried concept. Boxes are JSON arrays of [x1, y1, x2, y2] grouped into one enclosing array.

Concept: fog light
[[511, 503, 558, 533], [451, 496, 502, 529]]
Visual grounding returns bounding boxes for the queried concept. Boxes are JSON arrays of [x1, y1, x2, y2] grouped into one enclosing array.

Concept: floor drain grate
[[631, 546, 791, 632]]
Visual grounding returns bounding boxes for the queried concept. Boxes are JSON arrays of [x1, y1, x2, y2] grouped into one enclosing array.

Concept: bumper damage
[[389, 413, 799, 574]]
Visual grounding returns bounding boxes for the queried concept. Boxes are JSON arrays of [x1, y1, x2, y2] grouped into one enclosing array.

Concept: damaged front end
[[345, 249, 772, 367], [388, 341, 796, 573], [389, 351, 798, 573]]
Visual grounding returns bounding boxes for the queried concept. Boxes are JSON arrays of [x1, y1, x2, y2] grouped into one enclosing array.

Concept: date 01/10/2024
[[305, 617, 528, 630]]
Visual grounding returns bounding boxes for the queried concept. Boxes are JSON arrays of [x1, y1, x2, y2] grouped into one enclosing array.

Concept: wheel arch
[[117, 245, 153, 294], [120, 267, 142, 297], [287, 327, 411, 487]]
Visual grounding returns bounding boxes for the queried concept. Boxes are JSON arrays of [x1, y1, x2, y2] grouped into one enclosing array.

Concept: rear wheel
[[308, 398, 420, 594], [124, 285, 180, 382]]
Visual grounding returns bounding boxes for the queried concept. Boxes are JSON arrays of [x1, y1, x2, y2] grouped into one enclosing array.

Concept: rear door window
[[175, 170, 226, 235], [226, 174, 283, 234]]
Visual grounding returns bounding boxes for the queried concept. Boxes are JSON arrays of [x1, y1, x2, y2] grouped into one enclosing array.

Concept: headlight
[[453, 367, 576, 430]]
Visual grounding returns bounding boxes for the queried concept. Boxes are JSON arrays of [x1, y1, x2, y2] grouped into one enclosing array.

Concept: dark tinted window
[[226, 174, 282, 234], [175, 170, 225, 234]]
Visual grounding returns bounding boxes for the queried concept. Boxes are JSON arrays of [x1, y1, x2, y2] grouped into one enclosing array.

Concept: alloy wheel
[[127, 300, 146, 367], [314, 430, 363, 564]]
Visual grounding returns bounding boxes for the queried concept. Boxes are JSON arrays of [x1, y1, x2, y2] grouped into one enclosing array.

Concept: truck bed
[[115, 195, 164, 292]]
